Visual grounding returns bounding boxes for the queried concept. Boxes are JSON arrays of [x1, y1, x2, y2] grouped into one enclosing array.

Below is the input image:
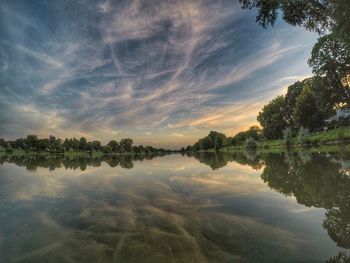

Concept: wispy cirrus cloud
[[0, 0, 317, 147]]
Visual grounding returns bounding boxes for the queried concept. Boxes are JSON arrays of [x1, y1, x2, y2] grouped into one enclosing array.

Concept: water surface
[[0, 151, 349, 262]]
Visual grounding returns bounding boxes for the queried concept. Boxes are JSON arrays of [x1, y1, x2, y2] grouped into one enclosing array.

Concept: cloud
[[0, 0, 317, 147], [211, 44, 301, 90], [169, 133, 185, 138], [97, 1, 111, 13]]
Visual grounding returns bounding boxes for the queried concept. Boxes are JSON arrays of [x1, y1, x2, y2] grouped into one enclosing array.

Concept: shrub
[[245, 137, 258, 151], [297, 127, 310, 145], [283, 127, 293, 147], [5, 147, 13, 153]]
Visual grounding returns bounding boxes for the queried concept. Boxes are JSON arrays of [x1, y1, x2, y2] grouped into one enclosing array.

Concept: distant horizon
[[0, 0, 317, 148]]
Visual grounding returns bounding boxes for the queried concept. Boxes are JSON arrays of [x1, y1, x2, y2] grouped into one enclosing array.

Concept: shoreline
[[0, 149, 176, 157]]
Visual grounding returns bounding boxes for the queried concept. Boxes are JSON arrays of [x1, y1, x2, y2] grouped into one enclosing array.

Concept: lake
[[0, 151, 349, 262]]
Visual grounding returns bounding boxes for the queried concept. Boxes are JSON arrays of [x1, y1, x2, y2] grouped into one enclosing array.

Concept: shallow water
[[0, 151, 349, 262]]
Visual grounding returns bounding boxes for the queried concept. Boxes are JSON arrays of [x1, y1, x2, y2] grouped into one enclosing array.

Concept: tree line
[[188, 74, 350, 152], [187, 127, 263, 151], [0, 135, 172, 154], [238, 0, 350, 110], [258, 76, 348, 140], [188, 0, 350, 151], [239, 0, 350, 140]]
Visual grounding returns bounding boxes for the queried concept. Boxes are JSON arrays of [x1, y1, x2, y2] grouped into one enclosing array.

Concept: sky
[[0, 0, 318, 148]]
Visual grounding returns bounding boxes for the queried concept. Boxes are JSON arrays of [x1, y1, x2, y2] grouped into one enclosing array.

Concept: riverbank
[[219, 126, 350, 152], [0, 149, 172, 157]]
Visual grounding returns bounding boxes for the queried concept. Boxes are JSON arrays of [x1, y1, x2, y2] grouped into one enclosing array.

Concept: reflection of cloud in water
[[170, 162, 268, 196], [0, 154, 340, 262]]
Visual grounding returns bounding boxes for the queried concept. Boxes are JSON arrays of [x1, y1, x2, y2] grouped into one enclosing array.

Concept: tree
[[26, 135, 39, 150], [0, 138, 5, 148], [293, 85, 323, 130], [233, 131, 247, 143], [257, 95, 287, 139], [238, 0, 350, 43], [191, 131, 228, 151], [245, 126, 262, 140], [201, 136, 215, 150], [240, 0, 350, 108], [0, 136, 168, 155], [309, 34, 350, 107], [38, 139, 50, 151], [103, 145, 112, 154], [107, 140, 121, 152], [120, 138, 133, 152], [79, 137, 87, 151], [73, 138, 80, 150], [208, 131, 227, 150], [14, 138, 26, 149], [283, 80, 305, 127], [48, 135, 62, 152], [91, 141, 101, 151]]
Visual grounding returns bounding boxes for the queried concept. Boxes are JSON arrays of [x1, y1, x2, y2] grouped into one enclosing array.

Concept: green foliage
[[309, 34, 350, 106], [293, 84, 324, 131], [192, 131, 227, 151], [0, 138, 6, 148], [26, 135, 39, 150], [244, 137, 258, 151], [190, 72, 350, 152], [79, 137, 87, 151], [239, 0, 350, 44], [226, 126, 263, 147], [257, 75, 339, 139], [1, 136, 170, 155], [208, 131, 227, 150], [283, 81, 304, 127], [282, 127, 293, 147], [5, 146, 13, 153], [239, 0, 329, 34], [309, 34, 350, 83], [245, 126, 262, 140], [103, 145, 112, 154], [241, 0, 350, 110], [297, 127, 310, 145], [107, 140, 121, 152], [120, 138, 133, 152], [257, 95, 286, 139]]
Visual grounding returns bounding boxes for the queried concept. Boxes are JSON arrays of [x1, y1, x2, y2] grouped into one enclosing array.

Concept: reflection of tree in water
[[259, 152, 350, 260], [2, 151, 350, 261], [0, 155, 63, 171], [189, 150, 350, 260], [324, 208, 350, 249], [188, 152, 229, 169], [0, 153, 166, 171], [189, 151, 263, 170], [0, 159, 324, 263], [327, 251, 350, 263]]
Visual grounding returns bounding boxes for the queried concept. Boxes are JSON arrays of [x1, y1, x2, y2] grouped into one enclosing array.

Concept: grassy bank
[[219, 126, 350, 152]]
